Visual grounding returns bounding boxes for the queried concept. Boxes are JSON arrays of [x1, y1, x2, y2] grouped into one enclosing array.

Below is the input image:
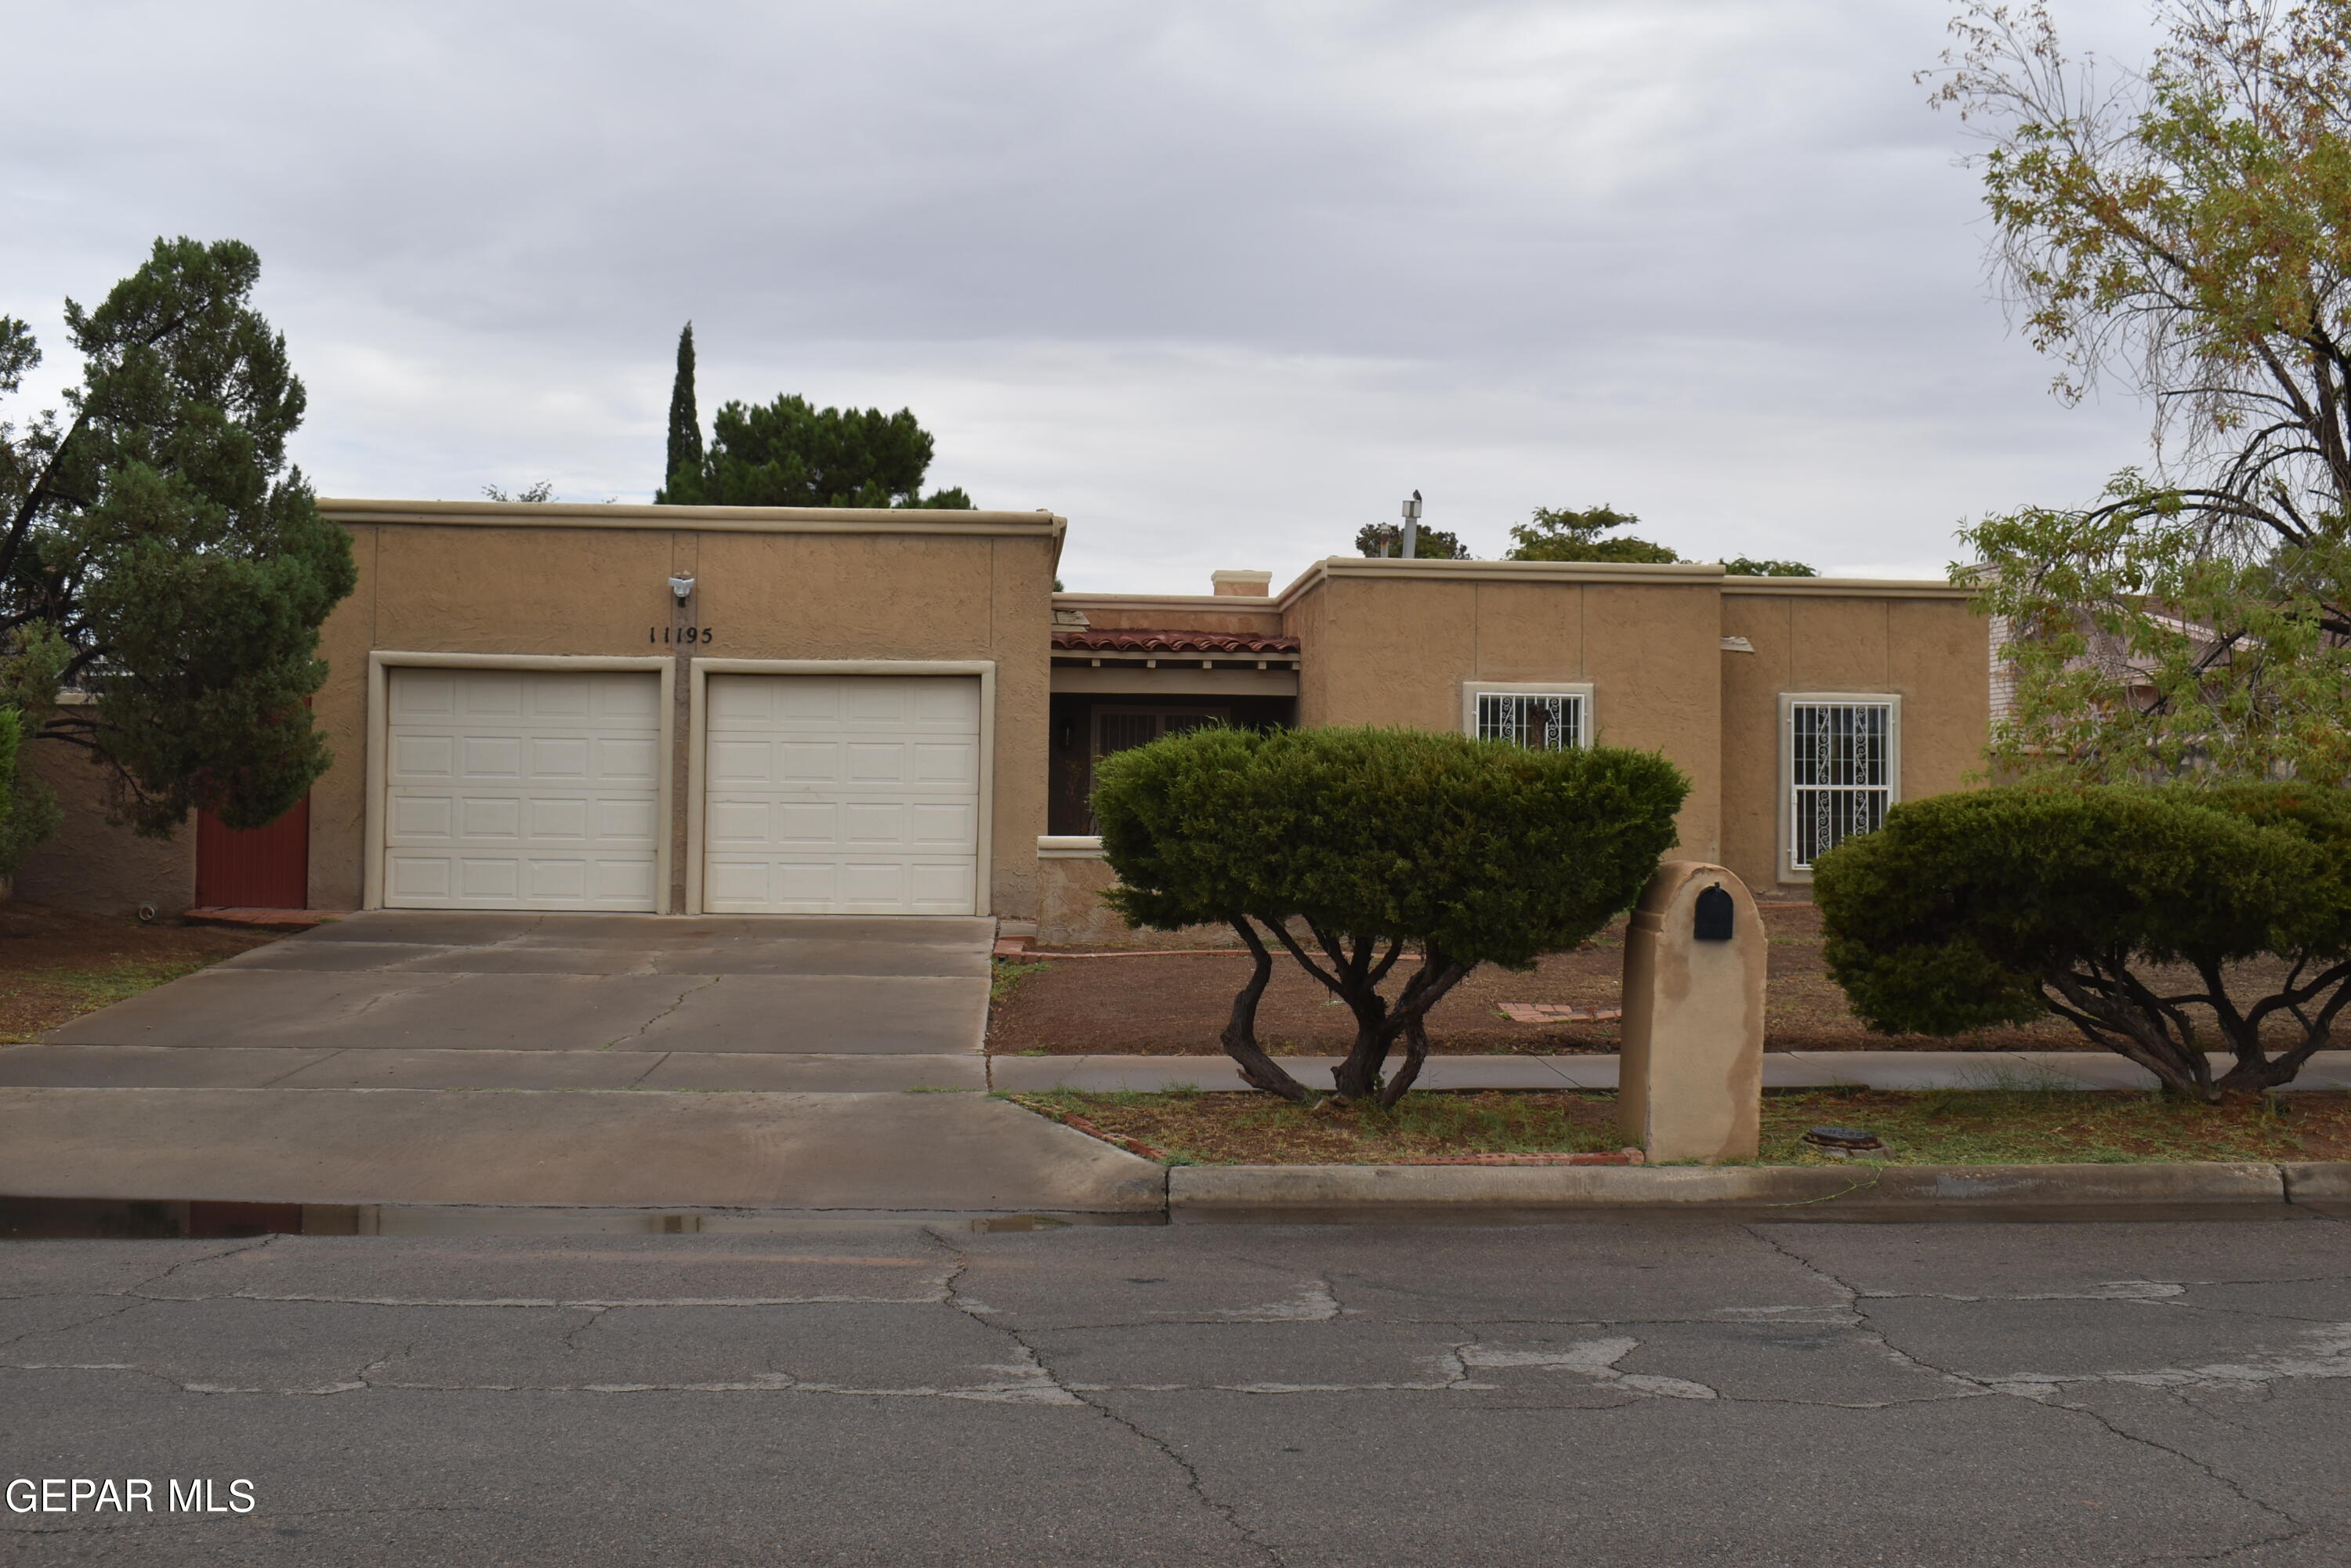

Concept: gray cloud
[[4, 0, 2169, 588]]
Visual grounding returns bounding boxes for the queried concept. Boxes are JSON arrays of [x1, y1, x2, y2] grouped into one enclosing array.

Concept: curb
[[1168, 1160, 2326, 1211]]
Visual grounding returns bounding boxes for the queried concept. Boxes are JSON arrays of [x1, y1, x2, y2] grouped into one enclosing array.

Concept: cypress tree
[[662, 322, 701, 498]]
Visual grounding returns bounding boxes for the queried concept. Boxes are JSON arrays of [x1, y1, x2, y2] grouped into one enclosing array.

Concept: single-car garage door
[[702, 673, 980, 915], [384, 668, 664, 910]]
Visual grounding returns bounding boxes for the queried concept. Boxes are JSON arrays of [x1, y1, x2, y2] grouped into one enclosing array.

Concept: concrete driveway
[[9, 911, 996, 1092]]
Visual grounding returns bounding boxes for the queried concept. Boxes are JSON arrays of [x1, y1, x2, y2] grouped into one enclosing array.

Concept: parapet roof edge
[[1721, 575, 1971, 599], [318, 497, 1069, 537]]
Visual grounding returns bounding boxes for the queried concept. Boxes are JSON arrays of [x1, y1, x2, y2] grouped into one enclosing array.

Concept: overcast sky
[[4, 1, 2167, 591]]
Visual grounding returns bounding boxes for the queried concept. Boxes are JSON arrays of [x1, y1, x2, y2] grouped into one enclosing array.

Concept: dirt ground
[[1010, 1086, 2351, 1167], [0, 904, 281, 1044], [991, 904, 2304, 1056]]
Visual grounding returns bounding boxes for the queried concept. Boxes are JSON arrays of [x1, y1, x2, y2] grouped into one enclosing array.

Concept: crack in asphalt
[[1749, 1227, 2317, 1555], [926, 1228, 1291, 1568]]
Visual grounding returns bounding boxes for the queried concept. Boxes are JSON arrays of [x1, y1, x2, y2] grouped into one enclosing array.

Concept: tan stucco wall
[[13, 737, 196, 916], [1057, 596, 1287, 636], [1035, 849, 1233, 950], [1719, 588, 1989, 896], [1281, 563, 1726, 864], [308, 502, 1060, 918]]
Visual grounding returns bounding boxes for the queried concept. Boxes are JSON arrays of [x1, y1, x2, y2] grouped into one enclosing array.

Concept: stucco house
[[20, 498, 1987, 939]]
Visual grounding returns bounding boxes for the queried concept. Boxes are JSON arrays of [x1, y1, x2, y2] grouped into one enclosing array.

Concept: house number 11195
[[650, 627, 714, 644]]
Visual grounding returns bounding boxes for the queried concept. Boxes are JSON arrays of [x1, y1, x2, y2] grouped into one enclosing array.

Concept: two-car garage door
[[381, 667, 980, 915]]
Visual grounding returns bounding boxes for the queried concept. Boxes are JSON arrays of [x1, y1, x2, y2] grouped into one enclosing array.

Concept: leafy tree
[[1354, 523, 1469, 559], [0, 237, 355, 841], [665, 322, 701, 495], [657, 392, 973, 509], [1094, 726, 1687, 1105], [1724, 556, 1818, 577], [1505, 505, 1681, 564], [482, 481, 553, 503], [1816, 782, 2351, 1098], [1934, 2, 2351, 779]]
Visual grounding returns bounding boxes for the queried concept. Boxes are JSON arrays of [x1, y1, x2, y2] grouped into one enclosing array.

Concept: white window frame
[[1780, 692, 1900, 881], [1461, 682, 1594, 751]]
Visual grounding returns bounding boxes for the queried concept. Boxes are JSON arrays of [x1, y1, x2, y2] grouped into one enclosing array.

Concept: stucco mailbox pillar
[[1616, 860, 1766, 1164]]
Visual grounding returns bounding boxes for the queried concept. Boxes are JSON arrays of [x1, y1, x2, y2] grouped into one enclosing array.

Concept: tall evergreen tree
[[0, 237, 356, 842], [657, 392, 972, 509], [664, 322, 701, 495]]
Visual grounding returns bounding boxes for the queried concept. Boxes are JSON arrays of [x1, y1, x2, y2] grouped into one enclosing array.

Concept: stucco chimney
[[1211, 570, 1273, 597]]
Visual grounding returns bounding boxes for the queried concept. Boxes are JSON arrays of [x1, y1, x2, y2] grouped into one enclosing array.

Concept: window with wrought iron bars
[[1475, 691, 1583, 750], [1788, 699, 1893, 870]]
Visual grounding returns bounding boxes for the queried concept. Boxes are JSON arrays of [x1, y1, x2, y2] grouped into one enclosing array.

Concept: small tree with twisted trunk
[[1092, 726, 1687, 1106], [1817, 782, 2351, 1099]]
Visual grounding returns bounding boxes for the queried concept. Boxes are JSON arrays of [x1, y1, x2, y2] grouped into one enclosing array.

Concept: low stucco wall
[[13, 737, 196, 917], [1035, 840, 1232, 950]]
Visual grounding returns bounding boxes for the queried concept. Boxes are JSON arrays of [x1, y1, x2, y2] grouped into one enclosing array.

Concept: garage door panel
[[845, 742, 910, 784], [842, 802, 904, 843], [386, 854, 453, 900], [391, 735, 455, 779], [458, 797, 523, 840], [776, 802, 837, 842], [912, 742, 977, 786], [701, 673, 980, 915], [461, 677, 525, 718], [521, 797, 588, 842], [597, 737, 660, 781], [777, 741, 840, 780], [386, 668, 662, 911], [394, 672, 456, 718], [390, 796, 454, 839], [527, 737, 591, 779], [706, 798, 770, 845], [458, 736, 523, 779], [597, 797, 661, 843], [908, 803, 976, 847]]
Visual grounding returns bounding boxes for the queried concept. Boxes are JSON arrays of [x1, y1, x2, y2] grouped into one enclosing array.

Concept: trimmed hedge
[[1094, 725, 1687, 1102], [1814, 782, 2351, 1097]]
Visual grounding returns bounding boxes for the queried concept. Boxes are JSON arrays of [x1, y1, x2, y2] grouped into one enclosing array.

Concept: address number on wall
[[650, 627, 715, 644]]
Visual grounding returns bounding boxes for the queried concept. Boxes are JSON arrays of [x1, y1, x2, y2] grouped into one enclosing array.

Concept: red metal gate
[[194, 795, 310, 909]]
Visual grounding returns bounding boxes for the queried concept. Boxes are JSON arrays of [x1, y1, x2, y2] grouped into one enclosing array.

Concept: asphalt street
[[5, 1214, 2351, 1566]]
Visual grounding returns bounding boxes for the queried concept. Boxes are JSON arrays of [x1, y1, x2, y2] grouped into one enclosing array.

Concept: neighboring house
[[16, 498, 1988, 939]]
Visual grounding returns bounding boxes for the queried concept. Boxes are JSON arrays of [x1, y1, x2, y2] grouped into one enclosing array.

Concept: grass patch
[[989, 958, 1051, 1003], [1007, 1086, 2351, 1166], [0, 958, 229, 1044]]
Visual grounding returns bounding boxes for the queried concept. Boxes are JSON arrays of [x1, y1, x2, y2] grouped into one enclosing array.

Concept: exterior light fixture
[[1400, 491, 1422, 560], [668, 575, 696, 602]]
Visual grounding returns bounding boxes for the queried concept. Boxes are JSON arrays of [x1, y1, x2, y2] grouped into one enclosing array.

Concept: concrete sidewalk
[[990, 1048, 2351, 1092], [0, 1087, 1164, 1211]]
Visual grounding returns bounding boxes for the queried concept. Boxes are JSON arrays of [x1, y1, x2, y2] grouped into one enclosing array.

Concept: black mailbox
[[1694, 883, 1734, 942]]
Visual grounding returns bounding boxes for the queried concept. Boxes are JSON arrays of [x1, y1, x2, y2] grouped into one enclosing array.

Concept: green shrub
[[1093, 725, 1687, 1103], [1814, 782, 2351, 1098]]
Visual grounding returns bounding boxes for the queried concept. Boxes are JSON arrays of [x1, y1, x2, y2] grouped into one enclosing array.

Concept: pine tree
[[664, 322, 701, 495], [0, 237, 357, 840]]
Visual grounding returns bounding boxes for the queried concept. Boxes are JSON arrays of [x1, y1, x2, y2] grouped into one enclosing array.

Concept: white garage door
[[383, 668, 664, 911], [702, 674, 980, 915]]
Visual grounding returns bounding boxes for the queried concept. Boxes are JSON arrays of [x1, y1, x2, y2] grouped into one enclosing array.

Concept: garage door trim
[[686, 658, 995, 917], [364, 651, 677, 912]]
